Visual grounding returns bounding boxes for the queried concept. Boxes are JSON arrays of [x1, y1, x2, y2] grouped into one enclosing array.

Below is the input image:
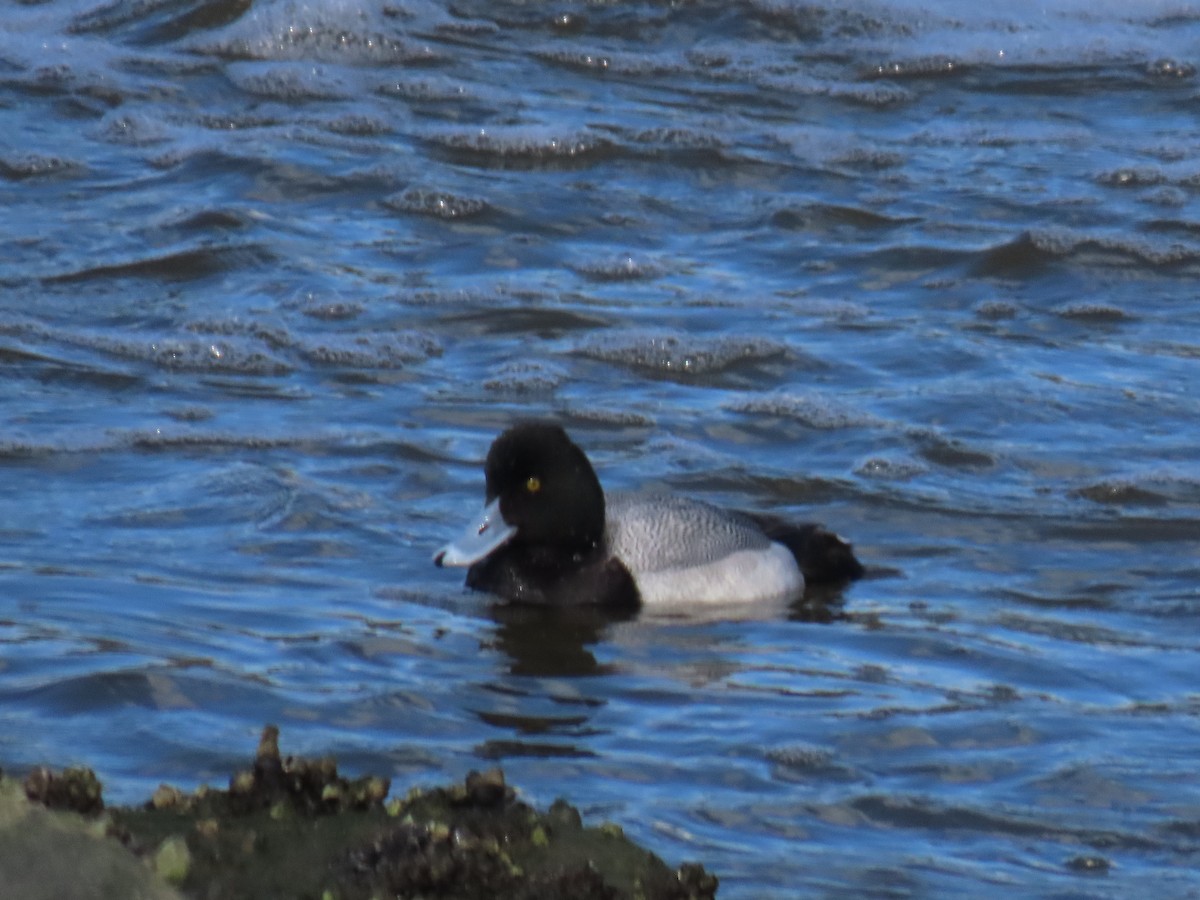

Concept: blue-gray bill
[[433, 497, 516, 567]]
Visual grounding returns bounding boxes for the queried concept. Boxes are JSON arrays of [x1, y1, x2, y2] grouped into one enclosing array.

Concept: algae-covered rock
[[0, 777, 180, 900], [218, 724, 391, 817], [15, 725, 718, 900], [24, 764, 105, 815], [338, 763, 716, 900]]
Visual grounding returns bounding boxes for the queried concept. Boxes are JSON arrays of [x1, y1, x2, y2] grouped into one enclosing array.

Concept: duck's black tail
[[745, 514, 865, 585]]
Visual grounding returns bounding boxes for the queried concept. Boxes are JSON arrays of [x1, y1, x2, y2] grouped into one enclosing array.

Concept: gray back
[[604, 491, 770, 575]]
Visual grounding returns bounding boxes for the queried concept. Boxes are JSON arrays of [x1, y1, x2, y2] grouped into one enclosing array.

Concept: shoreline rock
[[4, 725, 718, 900]]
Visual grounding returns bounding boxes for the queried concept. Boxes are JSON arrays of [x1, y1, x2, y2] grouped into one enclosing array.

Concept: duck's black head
[[435, 423, 637, 607], [484, 422, 605, 552]]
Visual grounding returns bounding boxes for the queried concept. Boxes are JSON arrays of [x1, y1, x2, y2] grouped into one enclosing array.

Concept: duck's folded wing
[[604, 492, 770, 573]]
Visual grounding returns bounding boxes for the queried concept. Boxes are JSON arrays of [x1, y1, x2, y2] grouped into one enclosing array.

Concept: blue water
[[3, 0, 1200, 896]]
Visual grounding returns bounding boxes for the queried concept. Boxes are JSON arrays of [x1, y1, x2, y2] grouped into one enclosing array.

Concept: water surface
[[2, 1, 1199, 896]]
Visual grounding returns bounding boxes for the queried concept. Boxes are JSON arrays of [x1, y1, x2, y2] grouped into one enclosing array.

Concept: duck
[[433, 422, 863, 610]]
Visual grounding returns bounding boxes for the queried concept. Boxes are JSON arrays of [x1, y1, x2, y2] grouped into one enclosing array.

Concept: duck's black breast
[[465, 543, 640, 610]]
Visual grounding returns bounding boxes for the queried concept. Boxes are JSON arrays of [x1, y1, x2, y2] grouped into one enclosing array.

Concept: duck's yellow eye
[[526, 476, 541, 494]]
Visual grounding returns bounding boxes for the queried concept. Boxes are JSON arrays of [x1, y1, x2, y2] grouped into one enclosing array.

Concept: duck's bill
[[433, 497, 516, 567]]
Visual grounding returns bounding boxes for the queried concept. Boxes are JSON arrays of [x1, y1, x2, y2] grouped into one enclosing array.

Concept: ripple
[[126, 431, 299, 452], [321, 113, 392, 136], [86, 333, 293, 376], [376, 76, 472, 103], [1053, 303, 1133, 322], [299, 300, 364, 321], [973, 300, 1019, 319], [572, 332, 790, 378], [1048, 229, 1200, 266], [164, 208, 252, 233], [531, 48, 614, 74], [907, 430, 995, 470], [570, 255, 663, 282], [383, 188, 492, 221], [829, 81, 914, 107], [591, 121, 740, 165], [558, 406, 655, 428], [439, 305, 610, 336], [94, 463, 293, 529], [197, 6, 441, 65], [994, 613, 1143, 648], [1097, 167, 1166, 188], [12, 669, 189, 713], [971, 232, 1061, 277], [728, 391, 874, 429], [1066, 855, 1111, 873], [227, 62, 350, 101], [69, 0, 247, 43], [43, 244, 274, 284], [425, 126, 616, 169], [621, 126, 727, 159], [865, 55, 969, 80], [829, 147, 905, 170], [766, 744, 863, 784], [297, 331, 441, 369], [0, 438, 69, 460], [476, 739, 596, 760], [855, 455, 928, 481], [1074, 481, 1170, 507], [974, 228, 1200, 275], [183, 318, 292, 350], [846, 794, 1164, 851], [0, 153, 86, 181], [0, 315, 289, 377], [1146, 58, 1196, 80], [482, 360, 567, 394], [533, 47, 685, 79], [770, 202, 917, 233], [92, 110, 170, 145]]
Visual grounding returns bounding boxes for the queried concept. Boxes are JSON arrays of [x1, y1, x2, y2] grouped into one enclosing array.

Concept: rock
[[0, 777, 180, 900], [10, 725, 719, 900]]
